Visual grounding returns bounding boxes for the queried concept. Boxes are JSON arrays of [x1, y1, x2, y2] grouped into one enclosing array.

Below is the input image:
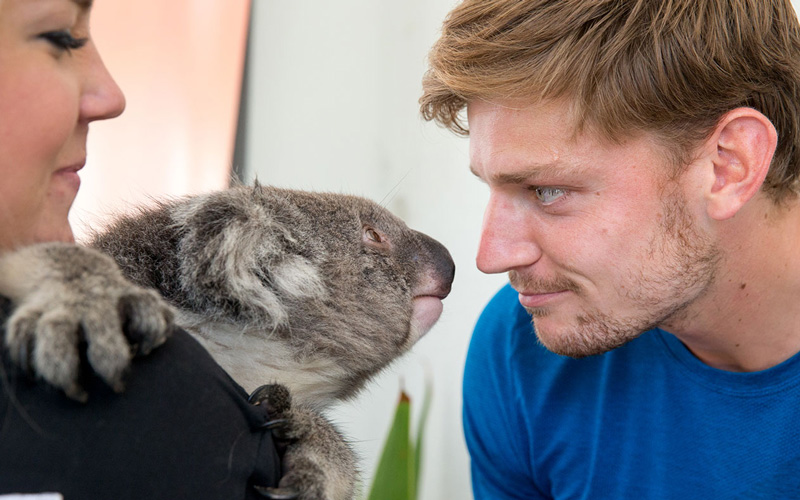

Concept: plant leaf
[[413, 379, 432, 499], [366, 391, 413, 500]]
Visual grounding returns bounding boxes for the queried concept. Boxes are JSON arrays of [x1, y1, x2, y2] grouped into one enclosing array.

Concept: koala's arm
[[0, 242, 174, 401], [250, 385, 358, 500]]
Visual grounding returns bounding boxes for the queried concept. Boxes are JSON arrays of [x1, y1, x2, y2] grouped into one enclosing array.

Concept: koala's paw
[[250, 385, 357, 500], [0, 242, 174, 401]]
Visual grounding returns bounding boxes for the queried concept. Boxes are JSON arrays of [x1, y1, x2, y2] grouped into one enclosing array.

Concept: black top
[[0, 297, 281, 499]]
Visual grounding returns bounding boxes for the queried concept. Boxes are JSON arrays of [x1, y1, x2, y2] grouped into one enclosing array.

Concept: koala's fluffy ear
[[252, 179, 265, 196], [171, 189, 327, 329]]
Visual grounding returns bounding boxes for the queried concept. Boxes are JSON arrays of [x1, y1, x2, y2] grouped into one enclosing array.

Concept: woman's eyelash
[[40, 31, 88, 52]]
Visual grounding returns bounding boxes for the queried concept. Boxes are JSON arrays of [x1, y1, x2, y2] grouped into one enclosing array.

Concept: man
[[420, 0, 800, 498]]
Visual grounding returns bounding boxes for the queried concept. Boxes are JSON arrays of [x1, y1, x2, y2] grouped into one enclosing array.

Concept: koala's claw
[[250, 385, 302, 442], [8, 313, 36, 377], [261, 418, 291, 431], [0, 243, 174, 400], [247, 384, 355, 499], [253, 486, 300, 500], [249, 383, 292, 415], [118, 288, 173, 356]]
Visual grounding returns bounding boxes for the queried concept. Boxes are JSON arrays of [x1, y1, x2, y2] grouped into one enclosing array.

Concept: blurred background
[[71, 1, 509, 498]]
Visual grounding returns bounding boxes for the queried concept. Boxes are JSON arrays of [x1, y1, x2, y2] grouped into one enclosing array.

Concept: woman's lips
[[54, 163, 84, 193]]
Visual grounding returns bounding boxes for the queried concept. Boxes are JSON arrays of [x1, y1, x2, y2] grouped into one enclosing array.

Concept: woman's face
[[0, 0, 125, 250]]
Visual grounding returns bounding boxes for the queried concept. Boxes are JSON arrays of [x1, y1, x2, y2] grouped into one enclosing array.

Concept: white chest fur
[[177, 311, 349, 410]]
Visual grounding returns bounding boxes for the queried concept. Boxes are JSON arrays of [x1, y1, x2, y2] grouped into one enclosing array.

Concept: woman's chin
[[31, 219, 75, 245]]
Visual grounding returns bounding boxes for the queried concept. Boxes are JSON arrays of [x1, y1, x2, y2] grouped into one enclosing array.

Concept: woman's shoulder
[[0, 317, 281, 499]]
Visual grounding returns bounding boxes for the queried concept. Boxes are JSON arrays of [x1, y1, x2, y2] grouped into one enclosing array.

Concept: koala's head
[[169, 184, 455, 402]]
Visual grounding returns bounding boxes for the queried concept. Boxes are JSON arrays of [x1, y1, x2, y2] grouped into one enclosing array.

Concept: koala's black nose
[[414, 231, 455, 298]]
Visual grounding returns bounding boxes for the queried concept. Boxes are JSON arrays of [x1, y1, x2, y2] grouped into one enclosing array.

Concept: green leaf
[[364, 377, 434, 500], [413, 380, 432, 499], [366, 391, 413, 500]]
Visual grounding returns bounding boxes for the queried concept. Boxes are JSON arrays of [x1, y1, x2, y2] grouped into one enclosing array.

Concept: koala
[[0, 243, 174, 402], [1, 184, 455, 500]]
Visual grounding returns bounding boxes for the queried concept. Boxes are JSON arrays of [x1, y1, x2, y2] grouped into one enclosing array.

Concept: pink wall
[[71, 1, 251, 239]]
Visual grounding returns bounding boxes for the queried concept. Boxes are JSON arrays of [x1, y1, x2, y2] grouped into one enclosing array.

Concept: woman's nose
[[79, 41, 126, 123]]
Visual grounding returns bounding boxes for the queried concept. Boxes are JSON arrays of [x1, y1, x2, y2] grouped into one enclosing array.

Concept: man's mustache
[[508, 270, 581, 295]]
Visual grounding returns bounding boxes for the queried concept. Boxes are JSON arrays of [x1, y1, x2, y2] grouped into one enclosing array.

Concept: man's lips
[[517, 289, 570, 308]]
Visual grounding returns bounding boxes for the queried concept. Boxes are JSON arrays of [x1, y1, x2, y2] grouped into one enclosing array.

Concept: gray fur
[[1, 184, 454, 500], [250, 384, 358, 500], [91, 184, 455, 409], [0, 243, 173, 402]]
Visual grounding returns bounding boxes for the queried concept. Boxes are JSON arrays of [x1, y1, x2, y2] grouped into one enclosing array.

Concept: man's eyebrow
[[469, 161, 591, 185]]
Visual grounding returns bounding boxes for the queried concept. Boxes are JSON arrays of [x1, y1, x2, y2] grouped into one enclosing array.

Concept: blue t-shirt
[[463, 284, 800, 499]]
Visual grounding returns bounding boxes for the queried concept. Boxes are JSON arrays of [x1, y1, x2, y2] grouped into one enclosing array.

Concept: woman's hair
[[420, 0, 800, 201]]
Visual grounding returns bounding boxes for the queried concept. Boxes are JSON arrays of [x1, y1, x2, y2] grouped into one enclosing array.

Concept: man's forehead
[[466, 97, 580, 127], [467, 99, 583, 150], [466, 101, 666, 186], [466, 99, 582, 180]]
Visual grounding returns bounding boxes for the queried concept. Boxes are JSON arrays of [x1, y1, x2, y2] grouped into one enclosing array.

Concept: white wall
[[242, 1, 508, 498]]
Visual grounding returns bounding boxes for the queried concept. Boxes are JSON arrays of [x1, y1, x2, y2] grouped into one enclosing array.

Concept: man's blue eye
[[533, 187, 566, 205], [40, 31, 88, 52]]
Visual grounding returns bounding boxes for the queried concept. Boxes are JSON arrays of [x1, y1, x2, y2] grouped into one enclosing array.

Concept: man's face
[[468, 99, 721, 357]]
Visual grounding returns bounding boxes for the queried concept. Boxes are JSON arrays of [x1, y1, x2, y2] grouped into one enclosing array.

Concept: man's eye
[[533, 187, 566, 205], [40, 31, 88, 52]]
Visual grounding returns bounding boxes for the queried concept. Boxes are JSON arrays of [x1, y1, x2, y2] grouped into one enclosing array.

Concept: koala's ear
[[252, 179, 264, 196], [173, 190, 327, 328], [173, 193, 288, 327]]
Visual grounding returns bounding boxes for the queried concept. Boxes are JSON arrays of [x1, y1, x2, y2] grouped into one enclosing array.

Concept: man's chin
[[530, 313, 644, 358], [534, 329, 610, 358]]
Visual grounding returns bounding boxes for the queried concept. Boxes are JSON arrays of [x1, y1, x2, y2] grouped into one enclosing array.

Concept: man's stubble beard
[[513, 192, 722, 358]]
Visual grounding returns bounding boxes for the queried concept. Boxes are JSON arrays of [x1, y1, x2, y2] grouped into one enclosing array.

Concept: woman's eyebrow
[[71, 0, 93, 10]]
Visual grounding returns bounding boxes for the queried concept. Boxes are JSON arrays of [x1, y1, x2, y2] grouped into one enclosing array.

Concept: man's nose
[[476, 192, 542, 274]]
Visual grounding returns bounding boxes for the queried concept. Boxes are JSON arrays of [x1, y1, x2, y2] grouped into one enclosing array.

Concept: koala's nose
[[413, 231, 455, 299]]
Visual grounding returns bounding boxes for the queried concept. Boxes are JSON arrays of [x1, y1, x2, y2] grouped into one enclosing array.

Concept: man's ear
[[704, 107, 777, 220]]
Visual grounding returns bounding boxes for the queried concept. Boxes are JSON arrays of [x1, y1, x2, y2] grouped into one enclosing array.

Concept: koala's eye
[[362, 225, 391, 250], [365, 227, 382, 243]]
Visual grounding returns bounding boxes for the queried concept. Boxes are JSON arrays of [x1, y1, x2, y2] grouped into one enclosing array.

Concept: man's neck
[[663, 196, 800, 372]]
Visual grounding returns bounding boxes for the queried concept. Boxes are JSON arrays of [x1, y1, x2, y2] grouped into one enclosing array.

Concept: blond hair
[[420, 0, 800, 200]]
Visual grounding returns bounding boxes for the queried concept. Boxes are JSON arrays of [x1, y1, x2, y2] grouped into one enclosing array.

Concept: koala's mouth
[[407, 248, 455, 346], [409, 295, 445, 345], [409, 278, 451, 345]]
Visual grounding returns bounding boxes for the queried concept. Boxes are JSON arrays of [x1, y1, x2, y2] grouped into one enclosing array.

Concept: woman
[[0, 1, 286, 498]]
